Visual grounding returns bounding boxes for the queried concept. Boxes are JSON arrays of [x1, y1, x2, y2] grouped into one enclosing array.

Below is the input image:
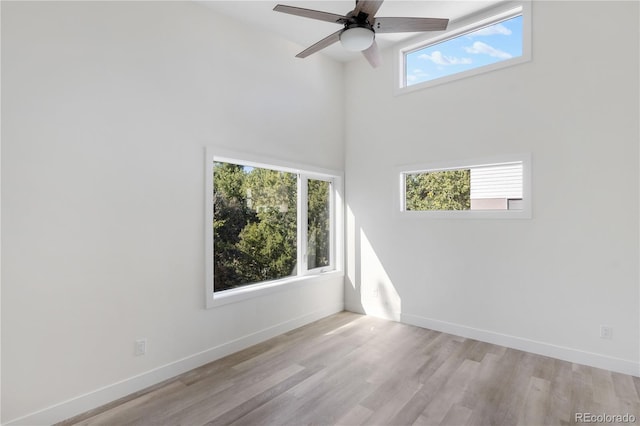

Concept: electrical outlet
[[135, 338, 147, 356], [600, 326, 612, 340]]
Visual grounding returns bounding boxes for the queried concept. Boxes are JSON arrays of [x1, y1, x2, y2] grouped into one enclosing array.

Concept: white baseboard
[[5, 303, 343, 426], [401, 312, 640, 378]]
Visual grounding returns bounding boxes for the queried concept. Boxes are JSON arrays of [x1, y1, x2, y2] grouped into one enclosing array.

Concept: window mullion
[[297, 173, 307, 276], [329, 181, 335, 270]]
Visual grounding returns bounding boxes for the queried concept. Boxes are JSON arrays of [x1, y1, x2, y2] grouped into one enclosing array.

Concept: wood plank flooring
[[59, 312, 640, 426]]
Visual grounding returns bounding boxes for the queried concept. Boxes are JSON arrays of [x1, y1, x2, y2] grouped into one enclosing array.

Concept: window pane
[[405, 169, 471, 211], [213, 161, 297, 292], [405, 14, 523, 86], [307, 179, 331, 269], [404, 162, 523, 211]]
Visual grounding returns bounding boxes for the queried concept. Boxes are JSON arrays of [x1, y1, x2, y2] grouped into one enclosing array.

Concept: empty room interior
[[1, 0, 639, 425]]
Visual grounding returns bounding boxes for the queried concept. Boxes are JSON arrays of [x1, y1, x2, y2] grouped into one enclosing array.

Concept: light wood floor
[[60, 312, 640, 426]]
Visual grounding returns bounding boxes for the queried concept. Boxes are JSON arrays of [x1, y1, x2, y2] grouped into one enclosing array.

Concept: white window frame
[[205, 147, 344, 308], [394, 153, 532, 219], [302, 175, 336, 274], [394, 1, 531, 95]]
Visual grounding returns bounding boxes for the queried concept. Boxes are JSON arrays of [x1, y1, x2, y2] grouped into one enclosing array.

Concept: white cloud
[[408, 68, 429, 82], [464, 41, 512, 59], [418, 51, 472, 66], [468, 24, 512, 37]]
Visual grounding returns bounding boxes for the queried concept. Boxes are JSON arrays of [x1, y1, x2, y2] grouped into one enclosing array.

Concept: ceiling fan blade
[[373, 17, 449, 33], [273, 5, 348, 25], [361, 40, 381, 68], [354, 0, 384, 19], [296, 29, 343, 58]]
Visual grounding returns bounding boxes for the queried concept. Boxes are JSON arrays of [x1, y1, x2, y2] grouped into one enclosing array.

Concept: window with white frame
[[397, 154, 531, 219], [397, 3, 530, 93], [205, 150, 342, 306]]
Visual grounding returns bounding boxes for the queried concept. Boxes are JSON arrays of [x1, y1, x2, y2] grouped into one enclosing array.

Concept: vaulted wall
[[344, 0, 639, 377], [1, 2, 344, 423]]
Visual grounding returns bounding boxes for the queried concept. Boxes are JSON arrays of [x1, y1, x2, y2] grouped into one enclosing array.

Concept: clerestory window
[[396, 2, 531, 94]]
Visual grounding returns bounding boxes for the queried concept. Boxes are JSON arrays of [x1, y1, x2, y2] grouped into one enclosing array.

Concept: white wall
[[1, 1, 344, 424], [3, 0, 639, 423], [345, 1, 639, 375]]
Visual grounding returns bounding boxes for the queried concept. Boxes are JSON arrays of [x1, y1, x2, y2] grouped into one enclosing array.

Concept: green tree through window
[[213, 162, 334, 292], [405, 169, 471, 211], [307, 179, 330, 269]]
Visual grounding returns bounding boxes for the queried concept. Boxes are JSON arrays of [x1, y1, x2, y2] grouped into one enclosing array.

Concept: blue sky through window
[[405, 15, 523, 86]]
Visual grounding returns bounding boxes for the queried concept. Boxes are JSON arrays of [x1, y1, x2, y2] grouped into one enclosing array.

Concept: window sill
[[206, 270, 344, 309], [398, 209, 532, 220], [395, 55, 531, 97]]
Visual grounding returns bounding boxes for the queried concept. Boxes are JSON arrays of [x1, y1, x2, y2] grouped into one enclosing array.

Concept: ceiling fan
[[273, 0, 449, 68]]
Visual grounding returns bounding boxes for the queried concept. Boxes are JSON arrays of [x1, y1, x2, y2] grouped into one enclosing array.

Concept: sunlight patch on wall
[[360, 229, 401, 321]]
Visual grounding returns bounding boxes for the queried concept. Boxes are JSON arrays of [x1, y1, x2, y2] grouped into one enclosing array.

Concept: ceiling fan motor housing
[[339, 24, 375, 51]]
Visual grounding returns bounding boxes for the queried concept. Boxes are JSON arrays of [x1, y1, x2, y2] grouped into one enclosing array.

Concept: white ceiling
[[199, 1, 505, 62]]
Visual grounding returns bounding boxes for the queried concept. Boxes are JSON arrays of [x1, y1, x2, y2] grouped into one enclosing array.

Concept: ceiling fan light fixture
[[339, 27, 375, 51]]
